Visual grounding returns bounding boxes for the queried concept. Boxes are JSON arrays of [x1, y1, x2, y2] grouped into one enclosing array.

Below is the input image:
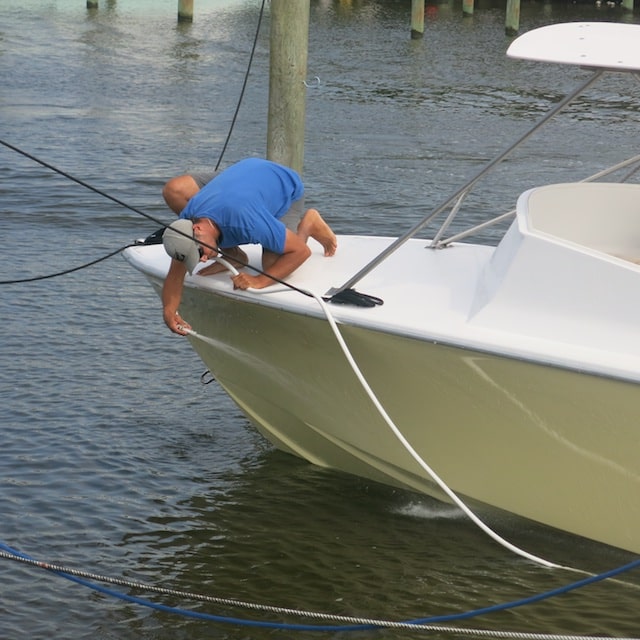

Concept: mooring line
[[0, 0, 268, 285], [0, 139, 166, 227], [0, 139, 309, 293], [213, 0, 267, 171], [303, 292, 562, 570], [2, 543, 640, 638], [0, 243, 135, 285]]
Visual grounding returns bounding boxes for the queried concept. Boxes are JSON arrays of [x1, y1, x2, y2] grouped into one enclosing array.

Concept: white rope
[[189, 260, 573, 571], [305, 291, 563, 570]]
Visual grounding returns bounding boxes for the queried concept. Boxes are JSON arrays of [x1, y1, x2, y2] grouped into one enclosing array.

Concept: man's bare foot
[[298, 208, 337, 257]]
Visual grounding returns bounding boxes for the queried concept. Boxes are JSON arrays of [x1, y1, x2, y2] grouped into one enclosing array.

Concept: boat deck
[[125, 193, 640, 384]]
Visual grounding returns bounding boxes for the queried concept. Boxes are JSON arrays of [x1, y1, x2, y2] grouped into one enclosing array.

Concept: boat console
[[518, 182, 640, 263]]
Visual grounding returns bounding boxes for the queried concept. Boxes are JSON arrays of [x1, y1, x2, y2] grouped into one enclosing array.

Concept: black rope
[[214, 0, 267, 171], [328, 288, 384, 307], [0, 137, 172, 286], [0, 0, 268, 286], [0, 139, 260, 286], [0, 244, 136, 285], [0, 140, 371, 303], [0, 138, 315, 295], [0, 0, 376, 306], [0, 139, 168, 229]]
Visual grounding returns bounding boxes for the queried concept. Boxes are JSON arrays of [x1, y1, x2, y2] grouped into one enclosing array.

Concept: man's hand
[[164, 309, 191, 335], [231, 272, 271, 290], [230, 231, 311, 290], [162, 259, 190, 335]]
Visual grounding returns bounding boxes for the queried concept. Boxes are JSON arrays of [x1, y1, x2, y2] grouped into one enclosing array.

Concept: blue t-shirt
[[179, 158, 304, 253]]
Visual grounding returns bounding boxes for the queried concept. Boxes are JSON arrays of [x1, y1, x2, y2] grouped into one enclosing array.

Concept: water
[[2, 1, 640, 638]]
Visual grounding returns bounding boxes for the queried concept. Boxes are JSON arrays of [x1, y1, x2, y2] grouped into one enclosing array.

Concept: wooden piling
[[87, 0, 98, 8], [267, 0, 310, 174], [505, 0, 520, 36], [178, 0, 194, 22], [462, 0, 474, 17], [410, 0, 425, 40]]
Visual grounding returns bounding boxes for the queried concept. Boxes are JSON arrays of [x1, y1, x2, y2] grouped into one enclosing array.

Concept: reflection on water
[[2, 1, 640, 638]]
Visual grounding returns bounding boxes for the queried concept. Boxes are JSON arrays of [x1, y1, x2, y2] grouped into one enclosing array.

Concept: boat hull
[[122, 20, 640, 558], [158, 278, 640, 555]]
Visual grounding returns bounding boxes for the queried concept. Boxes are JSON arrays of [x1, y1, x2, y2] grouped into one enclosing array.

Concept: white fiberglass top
[[507, 22, 640, 71]]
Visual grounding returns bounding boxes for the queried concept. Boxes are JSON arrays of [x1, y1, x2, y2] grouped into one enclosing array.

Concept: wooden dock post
[[462, 0, 474, 17], [267, 0, 310, 174], [87, 0, 98, 8], [178, 0, 194, 22], [411, 0, 425, 40], [505, 0, 520, 35]]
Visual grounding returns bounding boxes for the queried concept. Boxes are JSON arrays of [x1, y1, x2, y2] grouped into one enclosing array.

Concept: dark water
[[2, 1, 640, 638]]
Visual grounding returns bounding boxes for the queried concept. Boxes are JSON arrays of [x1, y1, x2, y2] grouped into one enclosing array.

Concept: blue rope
[[0, 542, 366, 632], [2, 541, 639, 632], [409, 558, 640, 624]]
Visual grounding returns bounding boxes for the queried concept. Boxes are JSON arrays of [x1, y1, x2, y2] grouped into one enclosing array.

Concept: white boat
[[124, 22, 640, 556]]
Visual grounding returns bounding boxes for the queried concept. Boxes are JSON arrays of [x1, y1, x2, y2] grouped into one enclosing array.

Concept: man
[[161, 157, 337, 335]]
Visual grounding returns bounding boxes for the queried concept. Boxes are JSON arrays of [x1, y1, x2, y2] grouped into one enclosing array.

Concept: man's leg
[[280, 198, 337, 257], [297, 208, 337, 257], [162, 175, 200, 215], [163, 169, 221, 215], [259, 207, 336, 277], [261, 249, 280, 272]]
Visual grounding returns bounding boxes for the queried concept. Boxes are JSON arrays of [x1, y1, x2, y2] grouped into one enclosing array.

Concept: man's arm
[[162, 258, 190, 334], [231, 230, 311, 290]]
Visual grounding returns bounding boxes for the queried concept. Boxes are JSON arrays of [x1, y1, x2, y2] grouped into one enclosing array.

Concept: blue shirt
[[179, 158, 304, 254]]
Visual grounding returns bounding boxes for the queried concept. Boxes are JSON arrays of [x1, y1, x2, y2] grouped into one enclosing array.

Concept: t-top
[[179, 157, 304, 254]]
